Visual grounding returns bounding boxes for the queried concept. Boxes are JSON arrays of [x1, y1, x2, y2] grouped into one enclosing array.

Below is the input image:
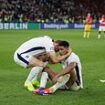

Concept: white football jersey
[[61, 52, 83, 88], [15, 36, 55, 56]]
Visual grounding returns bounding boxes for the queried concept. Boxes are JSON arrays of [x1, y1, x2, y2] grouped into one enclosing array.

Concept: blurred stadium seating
[[0, 0, 105, 23]]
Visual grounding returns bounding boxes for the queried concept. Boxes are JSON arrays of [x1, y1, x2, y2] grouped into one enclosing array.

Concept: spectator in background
[[83, 13, 92, 39], [0, 0, 105, 23]]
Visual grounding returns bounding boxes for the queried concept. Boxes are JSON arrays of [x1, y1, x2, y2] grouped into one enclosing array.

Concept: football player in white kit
[[35, 40, 83, 95], [14, 36, 70, 91], [98, 14, 105, 39]]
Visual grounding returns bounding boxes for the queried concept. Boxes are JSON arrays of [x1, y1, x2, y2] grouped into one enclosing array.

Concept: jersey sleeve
[[43, 37, 55, 53], [67, 54, 78, 64]]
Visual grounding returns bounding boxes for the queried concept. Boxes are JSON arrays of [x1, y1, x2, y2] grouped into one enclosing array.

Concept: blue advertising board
[[41, 23, 99, 29]]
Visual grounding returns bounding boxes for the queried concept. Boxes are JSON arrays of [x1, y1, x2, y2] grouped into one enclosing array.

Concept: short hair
[[55, 40, 69, 48]]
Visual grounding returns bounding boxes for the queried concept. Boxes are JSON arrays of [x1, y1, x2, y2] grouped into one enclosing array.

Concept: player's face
[[87, 13, 91, 16], [54, 43, 59, 52], [59, 46, 68, 55]]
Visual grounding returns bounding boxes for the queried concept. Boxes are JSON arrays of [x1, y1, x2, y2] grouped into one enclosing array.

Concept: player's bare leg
[[65, 69, 77, 88], [44, 67, 57, 83], [87, 31, 90, 38], [33, 67, 56, 95], [29, 57, 45, 68], [98, 31, 101, 39], [83, 31, 87, 38]]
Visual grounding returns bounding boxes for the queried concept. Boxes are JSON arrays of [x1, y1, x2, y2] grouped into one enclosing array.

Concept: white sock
[[50, 74, 70, 93], [98, 34, 101, 39], [40, 72, 48, 88], [25, 67, 43, 84]]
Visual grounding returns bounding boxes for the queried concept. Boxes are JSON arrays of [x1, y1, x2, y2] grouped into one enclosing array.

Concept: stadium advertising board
[[0, 23, 40, 30], [41, 23, 99, 29], [0, 23, 99, 29], [41, 23, 70, 29]]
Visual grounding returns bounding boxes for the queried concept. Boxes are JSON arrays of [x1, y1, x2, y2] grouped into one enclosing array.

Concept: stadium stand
[[0, 0, 105, 23]]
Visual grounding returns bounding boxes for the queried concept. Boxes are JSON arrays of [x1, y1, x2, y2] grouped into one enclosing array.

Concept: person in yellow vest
[[83, 13, 92, 38]]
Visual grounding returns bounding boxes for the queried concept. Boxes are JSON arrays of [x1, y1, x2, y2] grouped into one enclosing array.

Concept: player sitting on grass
[[33, 41, 83, 95]]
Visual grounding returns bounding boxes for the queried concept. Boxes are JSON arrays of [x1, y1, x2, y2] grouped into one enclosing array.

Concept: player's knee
[[57, 74, 70, 84]]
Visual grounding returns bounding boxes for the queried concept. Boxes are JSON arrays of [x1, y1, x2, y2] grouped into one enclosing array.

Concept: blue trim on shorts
[[75, 64, 80, 86], [17, 53, 29, 65], [17, 47, 45, 67], [20, 47, 45, 55]]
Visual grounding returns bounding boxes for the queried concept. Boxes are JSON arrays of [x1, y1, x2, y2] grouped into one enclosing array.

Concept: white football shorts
[[14, 52, 32, 68], [99, 26, 105, 31]]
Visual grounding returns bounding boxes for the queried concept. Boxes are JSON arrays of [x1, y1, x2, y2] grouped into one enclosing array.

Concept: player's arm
[[52, 62, 76, 83], [57, 62, 76, 77], [48, 50, 71, 64], [45, 39, 71, 64]]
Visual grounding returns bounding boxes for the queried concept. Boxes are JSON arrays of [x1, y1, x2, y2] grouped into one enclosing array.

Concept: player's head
[[53, 40, 62, 52], [57, 40, 70, 55], [87, 13, 91, 16]]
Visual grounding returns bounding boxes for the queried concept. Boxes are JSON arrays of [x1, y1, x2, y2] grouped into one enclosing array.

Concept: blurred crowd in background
[[0, 0, 105, 23]]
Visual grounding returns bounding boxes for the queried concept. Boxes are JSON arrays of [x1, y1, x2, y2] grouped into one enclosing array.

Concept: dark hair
[[55, 40, 69, 48]]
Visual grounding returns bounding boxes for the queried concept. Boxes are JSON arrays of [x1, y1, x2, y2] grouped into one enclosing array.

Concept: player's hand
[[52, 75, 59, 84]]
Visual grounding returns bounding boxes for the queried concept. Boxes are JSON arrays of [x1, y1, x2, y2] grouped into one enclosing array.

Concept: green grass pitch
[[0, 29, 105, 105]]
